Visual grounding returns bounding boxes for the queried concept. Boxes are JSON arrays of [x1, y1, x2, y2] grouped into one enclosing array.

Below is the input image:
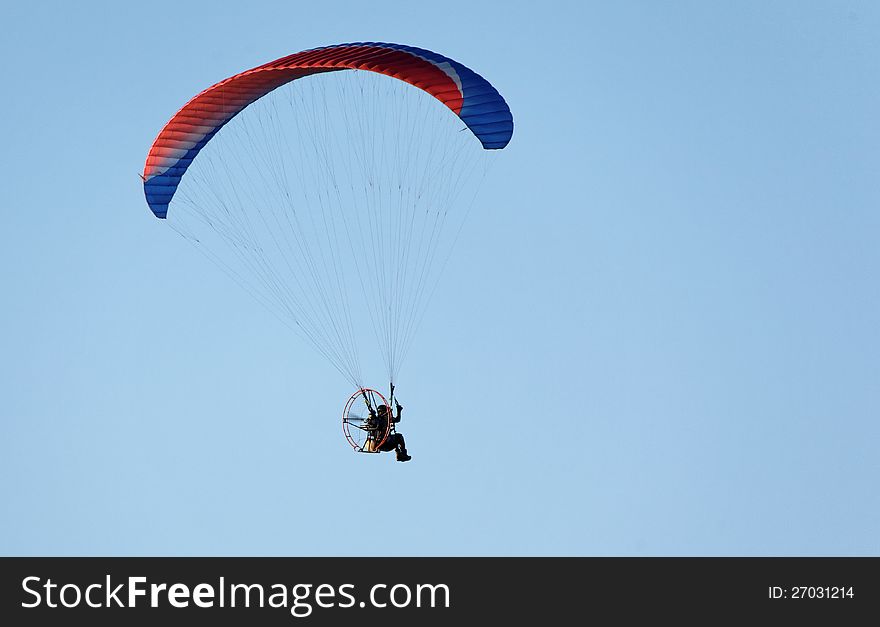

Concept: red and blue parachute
[[144, 42, 513, 218], [142, 43, 512, 389]]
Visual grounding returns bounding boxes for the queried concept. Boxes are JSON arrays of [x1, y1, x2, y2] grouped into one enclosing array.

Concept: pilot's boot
[[396, 447, 411, 462]]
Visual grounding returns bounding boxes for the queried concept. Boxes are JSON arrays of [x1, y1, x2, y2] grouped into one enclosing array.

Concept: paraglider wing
[[143, 42, 514, 218]]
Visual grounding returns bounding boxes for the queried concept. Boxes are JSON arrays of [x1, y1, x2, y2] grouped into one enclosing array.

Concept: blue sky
[[1, 1, 878, 556]]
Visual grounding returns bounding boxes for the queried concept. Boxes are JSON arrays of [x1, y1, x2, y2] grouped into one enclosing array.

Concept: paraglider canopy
[[144, 42, 513, 218], [142, 41, 513, 398]]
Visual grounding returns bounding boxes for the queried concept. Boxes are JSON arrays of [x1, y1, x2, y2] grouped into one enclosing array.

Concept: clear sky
[[1, 1, 878, 556]]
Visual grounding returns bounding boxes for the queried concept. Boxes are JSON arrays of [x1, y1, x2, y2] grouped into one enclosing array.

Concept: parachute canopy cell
[[142, 42, 514, 218]]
